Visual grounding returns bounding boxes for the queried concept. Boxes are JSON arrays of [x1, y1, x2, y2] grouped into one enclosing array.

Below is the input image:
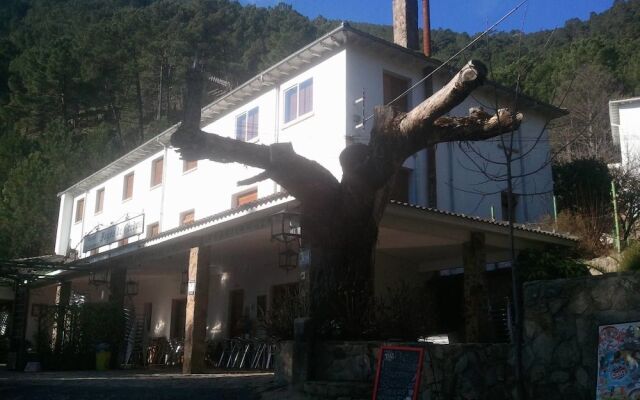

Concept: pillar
[[183, 246, 210, 374], [109, 267, 127, 367], [54, 281, 71, 354], [462, 232, 491, 342]]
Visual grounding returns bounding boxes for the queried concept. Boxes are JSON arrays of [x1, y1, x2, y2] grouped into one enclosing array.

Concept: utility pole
[[611, 181, 621, 253]]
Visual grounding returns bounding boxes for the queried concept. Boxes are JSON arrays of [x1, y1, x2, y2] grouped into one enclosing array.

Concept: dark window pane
[[383, 72, 410, 112]]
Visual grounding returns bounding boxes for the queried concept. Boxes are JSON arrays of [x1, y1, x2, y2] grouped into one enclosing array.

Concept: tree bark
[[172, 60, 522, 338]]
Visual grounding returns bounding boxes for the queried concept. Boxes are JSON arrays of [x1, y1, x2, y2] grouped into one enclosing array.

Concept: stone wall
[[276, 340, 513, 399], [523, 272, 640, 400]]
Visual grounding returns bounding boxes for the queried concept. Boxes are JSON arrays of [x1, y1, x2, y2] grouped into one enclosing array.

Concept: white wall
[[436, 94, 554, 223], [60, 50, 348, 258], [619, 103, 640, 167]]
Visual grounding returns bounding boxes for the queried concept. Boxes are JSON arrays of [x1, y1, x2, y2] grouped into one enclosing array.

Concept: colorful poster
[[597, 321, 640, 399]]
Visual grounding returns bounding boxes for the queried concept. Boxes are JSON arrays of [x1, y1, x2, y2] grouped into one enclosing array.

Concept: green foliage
[[518, 246, 590, 281], [620, 242, 640, 271], [0, 0, 638, 259]]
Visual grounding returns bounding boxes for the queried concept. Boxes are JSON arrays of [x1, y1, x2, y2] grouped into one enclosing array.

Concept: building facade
[[19, 24, 571, 370]]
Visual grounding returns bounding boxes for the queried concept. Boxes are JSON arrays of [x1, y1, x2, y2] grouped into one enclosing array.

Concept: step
[[302, 381, 371, 400]]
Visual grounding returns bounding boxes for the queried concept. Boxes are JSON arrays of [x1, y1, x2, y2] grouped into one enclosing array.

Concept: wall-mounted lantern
[[278, 244, 299, 272], [89, 269, 110, 286], [126, 280, 139, 296], [270, 210, 301, 243]]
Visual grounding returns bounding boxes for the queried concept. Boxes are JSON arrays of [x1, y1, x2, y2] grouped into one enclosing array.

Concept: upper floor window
[[180, 210, 195, 226], [233, 189, 258, 207], [383, 72, 410, 112], [151, 157, 164, 187], [236, 107, 259, 141], [183, 159, 198, 173], [123, 172, 134, 200], [95, 188, 105, 214], [75, 198, 85, 223], [147, 222, 160, 238], [284, 78, 313, 124]]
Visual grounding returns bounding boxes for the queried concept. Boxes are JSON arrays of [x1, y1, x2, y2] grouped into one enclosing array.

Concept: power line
[[363, 0, 530, 124]]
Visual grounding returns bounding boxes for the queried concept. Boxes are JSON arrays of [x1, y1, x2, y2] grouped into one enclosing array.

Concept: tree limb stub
[[399, 60, 487, 135], [431, 107, 524, 144]]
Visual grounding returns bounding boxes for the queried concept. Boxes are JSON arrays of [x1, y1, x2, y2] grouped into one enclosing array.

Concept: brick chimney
[[392, 0, 419, 50]]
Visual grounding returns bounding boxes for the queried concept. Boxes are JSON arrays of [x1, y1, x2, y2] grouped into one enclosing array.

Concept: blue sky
[[239, 0, 614, 34]]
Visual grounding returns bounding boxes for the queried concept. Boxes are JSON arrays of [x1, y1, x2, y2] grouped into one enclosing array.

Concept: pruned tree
[[171, 60, 522, 338]]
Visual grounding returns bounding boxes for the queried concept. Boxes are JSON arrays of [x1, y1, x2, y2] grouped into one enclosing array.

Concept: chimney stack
[[422, 0, 431, 56], [392, 0, 419, 50]]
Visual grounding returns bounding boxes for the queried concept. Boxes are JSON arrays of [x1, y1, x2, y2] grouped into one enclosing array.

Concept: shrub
[[518, 245, 590, 281], [620, 242, 640, 271]]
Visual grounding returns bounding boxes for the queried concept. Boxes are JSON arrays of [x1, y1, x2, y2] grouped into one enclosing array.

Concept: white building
[[610, 97, 640, 167], [17, 23, 572, 369]]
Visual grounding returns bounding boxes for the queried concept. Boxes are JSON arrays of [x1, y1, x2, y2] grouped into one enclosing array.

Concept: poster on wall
[[597, 321, 640, 399]]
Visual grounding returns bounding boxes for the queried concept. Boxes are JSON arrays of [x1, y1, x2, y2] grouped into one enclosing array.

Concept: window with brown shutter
[[383, 72, 410, 112], [150, 157, 163, 187], [233, 189, 258, 207], [123, 172, 134, 200], [180, 210, 195, 226], [75, 198, 85, 223], [95, 188, 105, 214], [390, 167, 411, 203], [147, 222, 160, 238], [183, 159, 198, 173]]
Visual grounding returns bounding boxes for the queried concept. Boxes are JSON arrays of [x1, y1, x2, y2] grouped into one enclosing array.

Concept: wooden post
[[54, 281, 71, 354], [183, 246, 210, 374], [462, 232, 490, 342]]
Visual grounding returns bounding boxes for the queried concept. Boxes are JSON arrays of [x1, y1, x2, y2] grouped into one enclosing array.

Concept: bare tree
[[171, 60, 522, 337], [611, 155, 640, 243], [551, 64, 621, 163]]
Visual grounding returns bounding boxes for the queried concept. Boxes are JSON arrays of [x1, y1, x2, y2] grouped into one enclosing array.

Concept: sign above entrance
[[83, 214, 144, 253]]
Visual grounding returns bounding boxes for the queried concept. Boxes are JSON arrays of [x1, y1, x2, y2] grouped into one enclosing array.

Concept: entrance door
[[227, 289, 244, 338], [170, 299, 186, 339]]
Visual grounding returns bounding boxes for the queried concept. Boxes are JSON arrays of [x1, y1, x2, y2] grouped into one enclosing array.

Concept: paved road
[[0, 370, 285, 400]]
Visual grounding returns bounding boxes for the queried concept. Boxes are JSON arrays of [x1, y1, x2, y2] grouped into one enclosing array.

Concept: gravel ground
[[0, 369, 290, 400]]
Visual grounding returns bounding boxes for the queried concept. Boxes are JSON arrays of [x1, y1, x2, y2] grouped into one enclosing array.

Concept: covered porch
[[16, 197, 573, 372]]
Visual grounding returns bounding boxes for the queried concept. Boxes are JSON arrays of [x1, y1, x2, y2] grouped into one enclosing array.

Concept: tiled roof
[[388, 200, 578, 242]]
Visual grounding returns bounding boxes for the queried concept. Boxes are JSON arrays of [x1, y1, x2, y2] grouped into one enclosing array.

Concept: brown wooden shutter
[[123, 173, 134, 200], [75, 198, 85, 222], [95, 188, 104, 213], [151, 157, 163, 187], [235, 189, 258, 207], [383, 72, 410, 112]]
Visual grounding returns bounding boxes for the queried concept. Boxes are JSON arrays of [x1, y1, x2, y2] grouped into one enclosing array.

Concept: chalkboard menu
[[372, 346, 424, 400]]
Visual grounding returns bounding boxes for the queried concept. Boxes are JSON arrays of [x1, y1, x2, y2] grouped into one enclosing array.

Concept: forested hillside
[[0, 0, 638, 259]]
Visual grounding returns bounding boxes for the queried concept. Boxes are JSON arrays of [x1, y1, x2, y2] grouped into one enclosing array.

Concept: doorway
[[170, 299, 186, 339], [228, 289, 245, 338]]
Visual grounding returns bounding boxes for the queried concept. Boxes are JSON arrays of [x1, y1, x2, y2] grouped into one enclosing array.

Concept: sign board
[[596, 321, 640, 399], [187, 281, 196, 296], [372, 346, 424, 400], [83, 214, 144, 252]]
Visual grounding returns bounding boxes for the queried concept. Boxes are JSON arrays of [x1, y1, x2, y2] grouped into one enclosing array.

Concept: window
[[183, 159, 198, 173], [147, 222, 160, 238], [180, 210, 195, 226], [95, 188, 105, 214], [284, 78, 313, 123], [150, 157, 164, 187], [383, 72, 410, 112], [501, 191, 519, 222], [390, 167, 411, 203], [235, 107, 259, 141], [75, 198, 85, 223], [118, 238, 128, 247], [123, 172, 134, 200], [233, 189, 258, 207]]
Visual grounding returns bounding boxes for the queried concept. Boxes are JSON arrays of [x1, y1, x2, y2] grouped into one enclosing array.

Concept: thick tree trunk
[[172, 60, 523, 339]]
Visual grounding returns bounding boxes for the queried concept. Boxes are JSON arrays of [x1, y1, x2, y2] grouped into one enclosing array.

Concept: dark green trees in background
[[0, 0, 639, 259]]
